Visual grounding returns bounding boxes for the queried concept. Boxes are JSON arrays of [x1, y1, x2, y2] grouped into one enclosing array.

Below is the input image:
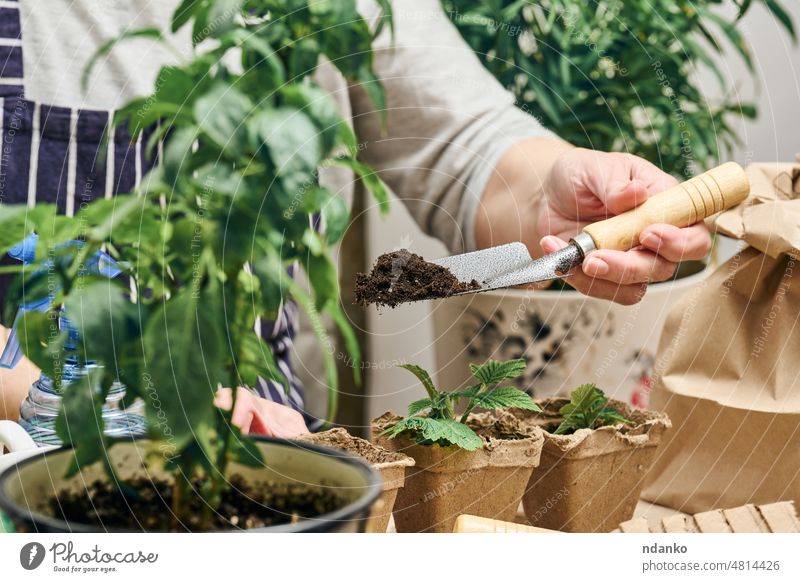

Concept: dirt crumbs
[[355, 249, 480, 307], [50, 476, 345, 531], [298, 428, 406, 465]]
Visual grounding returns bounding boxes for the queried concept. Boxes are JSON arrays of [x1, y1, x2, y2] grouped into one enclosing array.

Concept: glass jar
[[18, 363, 147, 447]]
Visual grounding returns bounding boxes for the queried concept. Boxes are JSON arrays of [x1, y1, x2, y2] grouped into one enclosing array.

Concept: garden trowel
[[432, 162, 750, 295]]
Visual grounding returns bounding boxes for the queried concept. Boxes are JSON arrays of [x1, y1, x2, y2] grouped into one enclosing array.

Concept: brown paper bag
[[642, 162, 800, 513]]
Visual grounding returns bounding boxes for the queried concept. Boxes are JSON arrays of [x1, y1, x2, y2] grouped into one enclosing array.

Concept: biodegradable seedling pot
[[0, 438, 382, 532], [297, 428, 415, 533], [372, 411, 544, 533], [516, 398, 670, 532]]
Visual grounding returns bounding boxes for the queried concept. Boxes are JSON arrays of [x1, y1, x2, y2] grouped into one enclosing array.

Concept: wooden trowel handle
[[581, 162, 749, 252]]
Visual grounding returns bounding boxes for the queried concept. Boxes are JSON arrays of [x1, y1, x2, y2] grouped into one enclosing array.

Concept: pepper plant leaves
[[205, 0, 243, 39], [237, 329, 287, 389], [333, 156, 390, 215], [249, 107, 322, 194], [285, 278, 339, 422], [281, 84, 344, 154], [162, 126, 198, 186], [172, 0, 203, 33], [231, 30, 286, 91], [194, 83, 253, 156], [227, 422, 264, 468], [80, 28, 164, 93], [55, 368, 108, 478], [311, 187, 350, 245], [327, 302, 361, 385], [143, 284, 226, 451], [63, 278, 142, 387], [304, 250, 339, 311], [8, 0, 397, 515], [764, 0, 796, 40], [16, 310, 69, 388], [0, 204, 54, 257], [250, 248, 288, 320]]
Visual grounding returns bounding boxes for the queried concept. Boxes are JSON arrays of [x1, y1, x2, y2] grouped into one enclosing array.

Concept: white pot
[[432, 263, 709, 408]]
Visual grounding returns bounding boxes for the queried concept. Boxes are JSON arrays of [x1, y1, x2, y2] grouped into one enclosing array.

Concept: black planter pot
[[0, 437, 382, 532]]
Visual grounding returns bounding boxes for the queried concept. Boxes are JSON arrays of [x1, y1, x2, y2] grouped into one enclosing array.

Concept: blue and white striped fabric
[[0, 1, 311, 433]]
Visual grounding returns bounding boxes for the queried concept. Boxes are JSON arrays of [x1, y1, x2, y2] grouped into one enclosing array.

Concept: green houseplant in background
[[0, 0, 392, 531], [442, 0, 795, 178]]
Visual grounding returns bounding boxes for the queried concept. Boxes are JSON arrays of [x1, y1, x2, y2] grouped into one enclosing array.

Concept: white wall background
[[364, 3, 800, 420]]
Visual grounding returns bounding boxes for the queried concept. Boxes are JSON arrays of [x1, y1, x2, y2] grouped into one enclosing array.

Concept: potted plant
[[372, 359, 545, 533], [0, 0, 394, 532], [297, 428, 415, 533], [515, 384, 671, 532]]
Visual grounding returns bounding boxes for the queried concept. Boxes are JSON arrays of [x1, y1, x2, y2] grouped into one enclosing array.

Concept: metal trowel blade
[[432, 242, 580, 295]]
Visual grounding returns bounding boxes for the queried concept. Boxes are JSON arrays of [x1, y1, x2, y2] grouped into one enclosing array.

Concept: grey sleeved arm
[[351, 0, 555, 253]]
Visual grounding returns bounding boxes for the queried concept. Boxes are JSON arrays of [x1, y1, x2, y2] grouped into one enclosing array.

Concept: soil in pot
[[355, 249, 479, 307], [0, 439, 382, 533], [372, 411, 543, 533], [297, 428, 415, 533], [515, 398, 671, 532], [52, 475, 344, 531]]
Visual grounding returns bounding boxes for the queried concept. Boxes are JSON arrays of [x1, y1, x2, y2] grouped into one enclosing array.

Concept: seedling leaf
[[399, 364, 438, 400], [407, 398, 435, 416], [381, 416, 483, 451], [554, 383, 634, 435], [469, 358, 526, 385], [389, 359, 539, 450], [473, 387, 541, 411]]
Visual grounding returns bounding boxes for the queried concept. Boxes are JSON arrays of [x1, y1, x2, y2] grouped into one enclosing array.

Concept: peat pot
[[297, 428, 415, 533], [516, 398, 671, 532], [372, 411, 544, 533], [432, 262, 708, 407], [0, 438, 382, 532]]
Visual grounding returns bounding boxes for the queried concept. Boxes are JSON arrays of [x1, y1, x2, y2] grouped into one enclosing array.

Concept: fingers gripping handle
[[581, 162, 750, 252]]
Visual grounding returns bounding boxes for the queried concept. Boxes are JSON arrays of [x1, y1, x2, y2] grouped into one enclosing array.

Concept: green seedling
[[382, 359, 541, 451], [554, 383, 634, 435]]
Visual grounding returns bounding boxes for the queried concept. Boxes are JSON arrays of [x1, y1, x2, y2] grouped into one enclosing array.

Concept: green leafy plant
[[554, 383, 633, 435], [442, 0, 795, 178], [0, 0, 391, 528], [382, 359, 541, 451]]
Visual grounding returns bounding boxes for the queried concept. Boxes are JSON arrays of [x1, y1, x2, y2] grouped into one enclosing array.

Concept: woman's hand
[[537, 148, 712, 305], [214, 387, 309, 438]]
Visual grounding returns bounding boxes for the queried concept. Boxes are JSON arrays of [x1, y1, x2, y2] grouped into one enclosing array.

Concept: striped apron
[[0, 1, 310, 441]]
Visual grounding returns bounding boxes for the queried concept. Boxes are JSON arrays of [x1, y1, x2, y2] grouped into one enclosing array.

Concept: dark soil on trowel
[[355, 249, 480, 307]]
